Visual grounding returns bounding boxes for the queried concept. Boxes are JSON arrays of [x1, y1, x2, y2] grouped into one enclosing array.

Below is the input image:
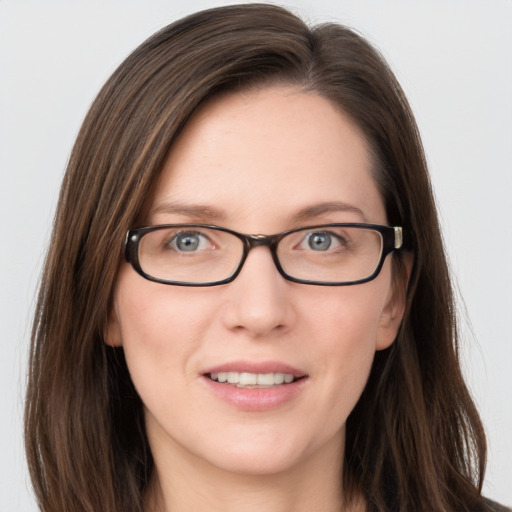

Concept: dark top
[[484, 498, 512, 512]]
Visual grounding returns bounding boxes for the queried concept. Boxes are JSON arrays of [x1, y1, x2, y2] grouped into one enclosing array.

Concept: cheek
[[301, 280, 389, 395], [302, 280, 387, 352], [112, 271, 218, 390], [115, 265, 215, 339]]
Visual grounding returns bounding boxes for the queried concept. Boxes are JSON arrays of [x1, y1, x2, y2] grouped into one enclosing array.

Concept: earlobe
[[376, 252, 413, 351], [104, 306, 123, 347]]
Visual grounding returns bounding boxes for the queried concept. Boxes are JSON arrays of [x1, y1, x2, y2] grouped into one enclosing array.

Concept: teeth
[[209, 372, 296, 387], [239, 372, 257, 386], [256, 373, 273, 386]]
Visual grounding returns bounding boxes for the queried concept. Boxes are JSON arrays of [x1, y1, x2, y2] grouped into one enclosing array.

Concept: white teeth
[[257, 373, 274, 386], [208, 371, 297, 387], [239, 372, 258, 386], [227, 372, 238, 384], [274, 373, 285, 385]]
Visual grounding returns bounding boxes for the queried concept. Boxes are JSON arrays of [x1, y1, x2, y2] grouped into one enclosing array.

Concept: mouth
[[206, 371, 304, 388], [201, 362, 308, 410]]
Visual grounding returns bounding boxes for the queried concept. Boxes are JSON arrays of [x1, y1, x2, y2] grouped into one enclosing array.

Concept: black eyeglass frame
[[124, 223, 404, 287]]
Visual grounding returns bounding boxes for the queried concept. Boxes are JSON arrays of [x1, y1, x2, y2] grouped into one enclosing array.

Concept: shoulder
[[482, 498, 512, 512]]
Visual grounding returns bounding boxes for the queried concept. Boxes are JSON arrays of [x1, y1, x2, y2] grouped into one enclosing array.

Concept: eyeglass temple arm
[[394, 227, 403, 250]]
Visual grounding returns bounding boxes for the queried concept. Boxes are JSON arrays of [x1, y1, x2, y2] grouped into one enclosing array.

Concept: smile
[[202, 362, 308, 410], [208, 371, 297, 387]]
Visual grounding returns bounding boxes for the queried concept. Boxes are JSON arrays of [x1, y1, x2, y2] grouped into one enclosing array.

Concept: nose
[[220, 246, 294, 338]]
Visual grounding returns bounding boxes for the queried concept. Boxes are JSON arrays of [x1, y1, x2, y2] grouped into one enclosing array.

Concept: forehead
[[151, 86, 386, 230]]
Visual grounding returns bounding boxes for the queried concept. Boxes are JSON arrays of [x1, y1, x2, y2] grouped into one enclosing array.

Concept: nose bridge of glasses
[[247, 233, 271, 246], [234, 233, 284, 283], [243, 233, 281, 255], [238, 233, 282, 269]]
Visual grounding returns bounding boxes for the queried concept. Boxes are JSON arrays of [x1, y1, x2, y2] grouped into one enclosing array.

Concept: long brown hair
[[25, 4, 487, 511]]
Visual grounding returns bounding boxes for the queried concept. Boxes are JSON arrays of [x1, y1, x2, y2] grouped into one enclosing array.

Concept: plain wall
[[1, 1, 510, 510]]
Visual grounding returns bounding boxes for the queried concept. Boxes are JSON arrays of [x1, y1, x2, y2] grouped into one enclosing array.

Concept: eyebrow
[[150, 201, 225, 222], [289, 202, 368, 223], [150, 200, 368, 224]]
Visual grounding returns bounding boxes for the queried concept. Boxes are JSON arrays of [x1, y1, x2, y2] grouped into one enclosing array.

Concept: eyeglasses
[[124, 223, 404, 286]]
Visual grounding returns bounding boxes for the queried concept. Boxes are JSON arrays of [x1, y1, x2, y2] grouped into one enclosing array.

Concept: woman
[[24, 4, 508, 512]]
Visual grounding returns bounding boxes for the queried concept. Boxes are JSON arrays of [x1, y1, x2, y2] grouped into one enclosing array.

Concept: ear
[[376, 252, 413, 350], [104, 304, 123, 347]]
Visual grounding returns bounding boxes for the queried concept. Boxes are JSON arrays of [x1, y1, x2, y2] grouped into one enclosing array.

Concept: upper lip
[[202, 360, 307, 378]]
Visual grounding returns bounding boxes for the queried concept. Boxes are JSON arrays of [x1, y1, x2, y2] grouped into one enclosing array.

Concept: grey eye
[[171, 232, 209, 252], [306, 232, 336, 251]]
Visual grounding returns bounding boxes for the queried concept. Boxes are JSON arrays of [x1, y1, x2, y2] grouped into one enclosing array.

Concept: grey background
[[1, 1, 511, 510]]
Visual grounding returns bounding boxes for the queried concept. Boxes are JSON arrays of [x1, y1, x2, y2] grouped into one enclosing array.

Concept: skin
[[106, 86, 408, 512]]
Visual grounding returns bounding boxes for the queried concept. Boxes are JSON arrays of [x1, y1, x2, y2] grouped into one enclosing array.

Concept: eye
[[169, 231, 212, 252], [302, 231, 342, 251]]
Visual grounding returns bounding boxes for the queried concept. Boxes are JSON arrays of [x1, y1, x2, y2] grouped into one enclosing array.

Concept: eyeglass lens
[[136, 226, 384, 285]]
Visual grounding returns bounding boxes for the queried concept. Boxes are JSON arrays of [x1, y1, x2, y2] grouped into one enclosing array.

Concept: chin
[[194, 425, 341, 478], [209, 449, 304, 477]]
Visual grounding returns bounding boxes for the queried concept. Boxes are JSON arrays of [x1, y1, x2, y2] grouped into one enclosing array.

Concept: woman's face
[[107, 86, 406, 477]]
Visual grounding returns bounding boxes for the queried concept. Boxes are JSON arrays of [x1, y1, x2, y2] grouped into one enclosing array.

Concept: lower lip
[[202, 376, 307, 411]]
